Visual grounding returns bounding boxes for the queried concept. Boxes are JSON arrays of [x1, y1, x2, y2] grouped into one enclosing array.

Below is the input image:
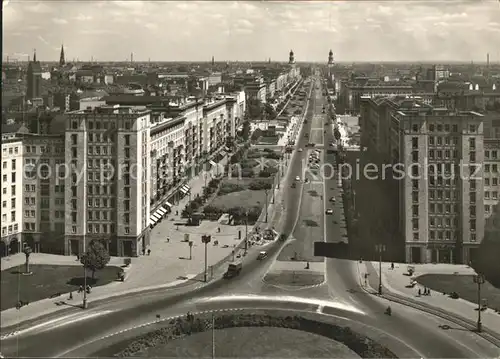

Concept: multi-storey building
[[360, 96, 487, 264], [1, 127, 65, 256], [1, 135, 24, 256], [22, 134, 66, 254], [484, 138, 500, 219], [64, 105, 151, 257], [398, 108, 484, 265], [150, 115, 185, 210]]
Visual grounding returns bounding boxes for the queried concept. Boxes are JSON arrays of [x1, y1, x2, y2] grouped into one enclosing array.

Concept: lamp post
[[201, 235, 211, 282], [375, 244, 386, 295], [264, 189, 269, 223], [244, 210, 249, 255], [473, 274, 485, 332]]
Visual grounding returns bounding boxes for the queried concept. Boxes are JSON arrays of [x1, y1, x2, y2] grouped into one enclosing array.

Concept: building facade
[[64, 106, 151, 257]]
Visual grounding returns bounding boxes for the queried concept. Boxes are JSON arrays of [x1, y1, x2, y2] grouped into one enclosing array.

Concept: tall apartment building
[[484, 139, 500, 218], [1, 136, 24, 256], [360, 96, 487, 264], [1, 130, 65, 256], [64, 106, 151, 257], [398, 108, 484, 265]]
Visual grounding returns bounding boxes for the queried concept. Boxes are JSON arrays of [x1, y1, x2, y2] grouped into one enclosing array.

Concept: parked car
[[326, 209, 333, 215]]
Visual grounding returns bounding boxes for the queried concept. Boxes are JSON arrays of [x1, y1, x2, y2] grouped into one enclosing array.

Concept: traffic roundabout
[[59, 295, 423, 358]]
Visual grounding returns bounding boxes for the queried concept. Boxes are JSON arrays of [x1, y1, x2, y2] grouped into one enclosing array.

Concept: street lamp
[[375, 244, 386, 295], [264, 189, 269, 223], [473, 274, 485, 332], [244, 210, 249, 255], [201, 235, 211, 282]]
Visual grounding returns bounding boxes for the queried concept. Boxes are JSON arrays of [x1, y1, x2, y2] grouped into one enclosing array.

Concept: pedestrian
[[147, 249, 151, 256], [418, 288, 421, 296], [176, 210, 179, 216], [167, 237, 170, 243], [69, 292, 73, 300], [218, 227, 221, 233], [391, 262, 394, 270], [142, 248, 145, 255]]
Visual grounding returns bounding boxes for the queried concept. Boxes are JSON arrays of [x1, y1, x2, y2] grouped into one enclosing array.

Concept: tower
[[288, 50, 295, 65], [212, 56, 214, 66], [131, 52, 134, 63], [59, 44, 65, 67], [328, 49, 334, 65], [27, 49, 42, 99]]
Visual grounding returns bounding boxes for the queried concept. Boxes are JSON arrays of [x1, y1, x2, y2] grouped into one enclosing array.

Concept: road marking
[[198, 294, 366, 315], [1, 310, 113, 339]]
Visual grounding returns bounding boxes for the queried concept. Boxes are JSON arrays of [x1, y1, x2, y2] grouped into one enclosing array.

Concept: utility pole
[[376, 244, 386, 295], [202, 235, 211, 282], [188, 241, 193, 260], [473, 274, 485, 332]]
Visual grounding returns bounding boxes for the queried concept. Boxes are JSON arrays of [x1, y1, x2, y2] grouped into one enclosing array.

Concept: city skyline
[[3, 0, 500, 63]]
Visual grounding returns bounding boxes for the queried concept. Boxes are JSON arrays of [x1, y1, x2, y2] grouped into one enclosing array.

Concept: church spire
[[59, 44, 65, 66], [33, 48, 37, 62]]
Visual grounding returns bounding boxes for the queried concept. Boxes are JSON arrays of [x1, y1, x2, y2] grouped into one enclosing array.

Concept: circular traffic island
[[99, 312, 398, 358], [143, 327, 360, 358]]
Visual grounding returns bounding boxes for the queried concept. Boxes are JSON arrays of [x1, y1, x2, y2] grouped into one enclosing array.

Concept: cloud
[[236, 19, 254, 29], [144, 23, 158, 30], [80, 29, 116, 35], [24, 2, 52, 13], [37, 35, 50, 45], [52, 18, 68, 25], [74, 14, 92, 21]]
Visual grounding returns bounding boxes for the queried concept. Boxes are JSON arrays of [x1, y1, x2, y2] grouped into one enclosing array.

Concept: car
[[295, 176, 301, 181], [326, 209, 334, 215], [329, 197, 336, 202], [291, 182, 296, 188], [257, 251, 268, 260], [298, 148, 303, 152]]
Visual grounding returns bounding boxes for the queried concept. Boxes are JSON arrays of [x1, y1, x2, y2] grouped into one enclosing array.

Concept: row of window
[[411, 230, 477, 242], [69, 223, 129, 234], [71, 119, 131, 131], [485, 150, 499, 159], [1, 224, 19, 236], [1, 211, 16, 222]]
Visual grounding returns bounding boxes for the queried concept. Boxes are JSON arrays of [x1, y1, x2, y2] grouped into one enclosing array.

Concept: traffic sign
[[184, 233, 190, 242], [202, 235, 211, 244]]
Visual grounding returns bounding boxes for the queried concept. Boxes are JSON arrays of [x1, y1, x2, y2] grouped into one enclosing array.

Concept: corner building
[[360, 96, 486, 264], [64, 106, 150, 257], [398, 108, 485, 264]]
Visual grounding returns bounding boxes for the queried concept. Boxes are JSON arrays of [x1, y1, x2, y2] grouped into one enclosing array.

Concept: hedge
[[114, 313, 398, 358]]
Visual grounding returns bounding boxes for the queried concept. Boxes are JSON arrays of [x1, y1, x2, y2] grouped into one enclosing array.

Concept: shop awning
[[149, 216, 159, 225], [149, 219, 156, 227], [151, 213, 162, 221], [180, 185, 190, 194], [156, 207, 167, 216], [209, 160, 216, 167], [164, 201, 173, 208]]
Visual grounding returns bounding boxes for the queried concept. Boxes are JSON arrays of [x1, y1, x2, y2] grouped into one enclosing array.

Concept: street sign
[[188, 241, 193, 247], [184, 233, 190, 242]]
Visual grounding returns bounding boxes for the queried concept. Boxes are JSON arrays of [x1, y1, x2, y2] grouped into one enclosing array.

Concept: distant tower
[[27, 49, 42, 99], [131, 52, 134, 63], [288, 49, 295, 65], [268, 58, 271, 64], [59, 44, 65, 67], [212, 56, 215, 66], [328, 49, 334, 65], [487, 53, 490, 68]]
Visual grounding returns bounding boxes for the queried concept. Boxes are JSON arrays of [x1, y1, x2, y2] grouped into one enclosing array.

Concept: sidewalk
[[358, 260, 500, 335], [1, 150, 294, 329]]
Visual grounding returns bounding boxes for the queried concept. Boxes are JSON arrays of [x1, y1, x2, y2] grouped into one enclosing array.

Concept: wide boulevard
[[1, 74, 499, 358]]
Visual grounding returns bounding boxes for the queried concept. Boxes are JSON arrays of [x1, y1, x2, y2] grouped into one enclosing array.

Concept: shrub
[[249, 180, 272, 190], [265, 152, 280, 160], [114, 312, 397, 358], [219, 183, 245, 195]]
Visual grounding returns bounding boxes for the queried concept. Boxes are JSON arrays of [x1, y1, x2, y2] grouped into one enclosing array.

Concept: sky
[[3, 0, 500, 62]]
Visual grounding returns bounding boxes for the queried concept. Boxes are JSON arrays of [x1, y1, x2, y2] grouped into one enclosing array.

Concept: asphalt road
[[1, 76, 499, 359]]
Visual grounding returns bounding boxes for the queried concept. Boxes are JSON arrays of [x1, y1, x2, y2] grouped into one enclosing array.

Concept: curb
[[357, 263, 500, 348]]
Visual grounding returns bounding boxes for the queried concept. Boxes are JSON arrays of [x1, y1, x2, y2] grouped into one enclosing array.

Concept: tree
[[23, 246, 33, 274], [80, 240, 111, 280], [263, 103, 277, 120], [241, 120, 251, 141], [472, 204, 500, 288], [246, 99, 263, 120]]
